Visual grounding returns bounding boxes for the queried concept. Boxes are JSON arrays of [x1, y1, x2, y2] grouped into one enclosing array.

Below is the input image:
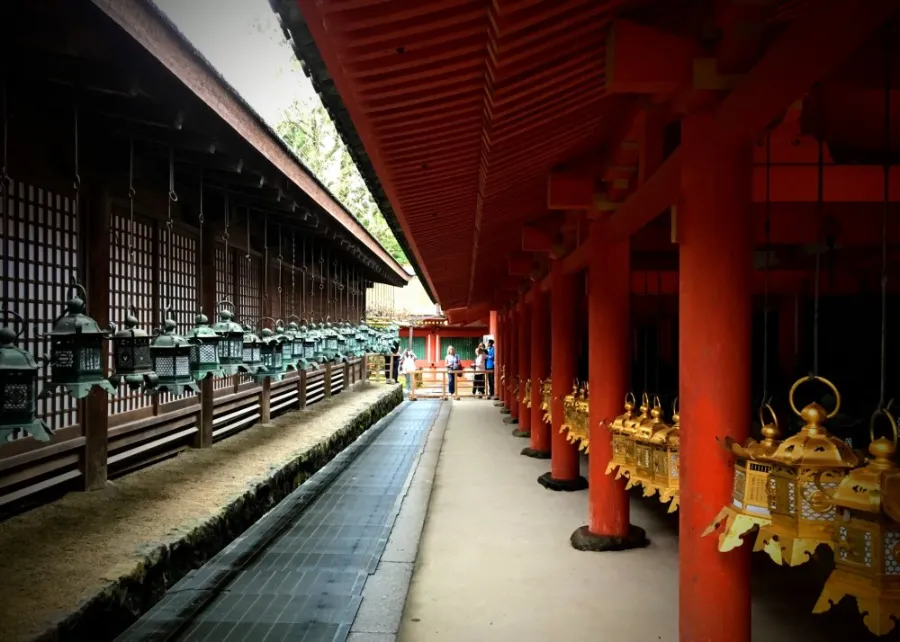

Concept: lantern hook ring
[[869, 405, 899, 448], [672, 396, 679, 417], [758, 402, 779, 433], [0, 308, 25, 339], [624, 391, 636, 407], [259, 316, 276, 330], [652, 395, 662, 410], [788, 375, 841, 419], [67, 280, 88, 302]]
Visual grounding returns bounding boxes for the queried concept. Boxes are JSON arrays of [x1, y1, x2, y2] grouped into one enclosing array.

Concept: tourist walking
[[473, 347, 485, 396], [401, 349, 417, 395], [485, 339, 496, 398], [445, 346, 462, 396]]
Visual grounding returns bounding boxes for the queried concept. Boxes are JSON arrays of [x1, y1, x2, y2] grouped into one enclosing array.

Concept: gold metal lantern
[[650, 398, 680, 512], [563, 383, 589, 452], [753, 376, 859, 566], [703, 403, 782, 552], [812, 409, 900, 636], [619, 393, 652, 484], [606, 392, 637, 476], [541, 377, 552, 424], [573, 384, 590, 453], [630, 396, 665, 493], [522, 378, 531, 408], [561, 381, 579, 441]]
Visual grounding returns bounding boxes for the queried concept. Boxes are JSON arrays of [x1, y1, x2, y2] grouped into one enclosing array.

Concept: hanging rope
[[1, 78, 9, 313], [128, 136, 136, 291], [276, 222, 283, 318], [73, 103, 81, 288], [165, 147, 178, 322], [762, 130, 772, 404], [655, 272, 661, 397], [879, 23, 892, 410], [812, 99, 824, 378], [643, 272, 649, 395], [262, 211, 269, 324], [222, 192, 230, 299]]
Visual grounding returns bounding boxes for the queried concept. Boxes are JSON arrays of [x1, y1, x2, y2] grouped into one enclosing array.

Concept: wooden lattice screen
[[214, 244, 234, 391], [158, 223, 199, 404], [108, 207, 155, 415], [0, 178, 79, 437]]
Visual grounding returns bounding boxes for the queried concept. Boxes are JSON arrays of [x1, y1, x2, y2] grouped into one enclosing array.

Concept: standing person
[[485, 339, 496, 398], [473, 347, 485, 397], [445, 346, 462, 397], [390, 339, 401, 382], [401, 349, 417, 396]]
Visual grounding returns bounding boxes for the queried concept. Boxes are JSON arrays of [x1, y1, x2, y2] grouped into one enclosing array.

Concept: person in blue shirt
[[485, 339, 496, 398]]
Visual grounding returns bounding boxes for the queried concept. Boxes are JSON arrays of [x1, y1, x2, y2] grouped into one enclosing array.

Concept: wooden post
[[298, 369, 307, 410], [324, 362, 332, 399], [362, 354, 369, 381], [343, 361, 350, 391], [526, 281, 551, 457], [81, 187, 110, 491], [197, 221, 216, 448], [260, 378, 272, 423]]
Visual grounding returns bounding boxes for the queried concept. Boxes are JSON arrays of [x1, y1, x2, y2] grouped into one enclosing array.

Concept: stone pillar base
[[502, 416, 519, 424], [500, 407, 511, 415], [569, 524, 649, 552], [521, 448, 551, 459], [537, 472, 588, 492], [511, 428, 530, 438]]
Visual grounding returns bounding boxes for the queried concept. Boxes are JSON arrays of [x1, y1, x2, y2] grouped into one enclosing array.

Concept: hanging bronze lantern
[[631, 397, 666, 494], [522, 378, 532, 408], [284, 318, 306, 369], [541, 377, 552, 424], [754, 376, 859, 566], [811, 408, 900, 635], [109, 304, 156, 390], [241, 324, 264, 374], [150, 307, 198, 395], [561, 381, 579, 446], [300, 320, 318, 369], [649, 398, 680, 512], [42, 282, 116, 400], [273, 320, 296, 371], [618, 393, 651, 484], [186, 313, 223, 381], [703, 403, 782, 552], [605, 393, 636, 477], [256, 327, 285, 382], [0, 310, 52, 443], [212, 300, 244, 376]]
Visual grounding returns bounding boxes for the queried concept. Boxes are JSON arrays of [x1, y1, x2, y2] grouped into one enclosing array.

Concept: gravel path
[[0, 383, 399, 642]]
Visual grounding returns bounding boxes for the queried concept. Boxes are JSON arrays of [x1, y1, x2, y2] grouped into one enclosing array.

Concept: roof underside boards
[[274, 0, 642, 309], [89, 0, 410, 286]]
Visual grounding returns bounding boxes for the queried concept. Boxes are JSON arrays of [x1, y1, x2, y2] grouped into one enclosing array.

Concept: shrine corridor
[[117, 399, 876, 642]]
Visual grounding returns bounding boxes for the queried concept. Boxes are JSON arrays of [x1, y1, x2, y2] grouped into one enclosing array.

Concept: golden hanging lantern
[[753, 376, 859, 566], [541, 377, 553, 424], [522, 378, 532, 407], [574, 384, 590, 453], [703, 403, 782, 552], [564, 383, 590, 452], [629, 396, 665, 493], [606, 392, 637, 477], [561, 380, 579, 438], [650, 398, 680, 512], [619, 393, 652, 485], [812, 409, 900, 636]]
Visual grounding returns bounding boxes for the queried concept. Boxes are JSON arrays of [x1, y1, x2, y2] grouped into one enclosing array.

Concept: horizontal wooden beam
[[605, 20, 695, 94]]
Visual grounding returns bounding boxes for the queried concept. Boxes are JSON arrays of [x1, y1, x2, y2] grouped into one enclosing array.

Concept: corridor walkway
[[400, 401, 876, 642]]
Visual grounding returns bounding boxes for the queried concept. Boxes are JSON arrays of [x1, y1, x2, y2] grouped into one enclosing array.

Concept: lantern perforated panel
[[0, 179, 79, 437], [158, 224, 199, 403], [108, 209, 154, 414], [238, 254, 261, 385], [214, 244, 235, 391]]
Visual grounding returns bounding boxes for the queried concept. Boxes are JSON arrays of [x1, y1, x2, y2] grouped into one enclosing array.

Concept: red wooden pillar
[[508, 305, 519, 419], [679, 111, 752, 642], [524, 281, 551, 458], [572, 226, 646, 549], [512, 294, 531, 435], [538, 260, 587, 491], [496, 310, 506, 406]]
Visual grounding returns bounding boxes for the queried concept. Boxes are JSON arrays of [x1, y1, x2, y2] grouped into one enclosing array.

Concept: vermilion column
[[680, 111, 752, 642], [523, 280, 551, 458], [512, 295, 531, 436], [571, 226, 646, 550], [508, 305, 519, 419], [496, 311, 506, 407], [538, 261, 587, 491]]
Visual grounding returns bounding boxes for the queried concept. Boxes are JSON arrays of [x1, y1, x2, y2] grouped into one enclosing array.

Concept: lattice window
[[214, 244, 235, 391], [439, 336, 480, 361], [158, 224, 199, 403], [1, 178, 79, 437], [237, 255, 261, 385], [108, 208, 155, 414]]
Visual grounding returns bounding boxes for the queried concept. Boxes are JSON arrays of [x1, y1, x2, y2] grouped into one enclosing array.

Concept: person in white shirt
[[473, 348, 485, 396], [401, 349, 417, 394]]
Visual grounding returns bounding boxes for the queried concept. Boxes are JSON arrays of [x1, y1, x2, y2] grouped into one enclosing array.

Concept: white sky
[[152, 0, 317, 126]]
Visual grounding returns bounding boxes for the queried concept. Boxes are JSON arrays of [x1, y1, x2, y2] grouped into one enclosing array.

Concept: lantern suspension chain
[[166, 146, 178, 324], [73, 102, 81, 289], [812, 97, 824, 378], [643, 272, 649, 395], [197, 168, 204, 313], [222, 192, 230, 292], [1, 78, 8, 314], [128, 136, 136, 288], [655, 271, 661, 397], [291, 228, 296, 317], [762, 130, 772, 405], [245, 207, 251, 265], [277, 222, 283, 314], [879, 24, 892, 410], [262, 211, 269, 319]]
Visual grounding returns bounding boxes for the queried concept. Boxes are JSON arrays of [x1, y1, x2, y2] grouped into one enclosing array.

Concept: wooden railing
[[404, 367, 495, 400], [0, 359, 368, 512]]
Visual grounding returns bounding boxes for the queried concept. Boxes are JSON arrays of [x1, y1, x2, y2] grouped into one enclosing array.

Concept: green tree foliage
[[276, 98, 408, 266]]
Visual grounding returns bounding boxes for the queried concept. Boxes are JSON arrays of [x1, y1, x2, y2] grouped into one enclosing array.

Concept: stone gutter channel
[[21, 384, 404, 642]]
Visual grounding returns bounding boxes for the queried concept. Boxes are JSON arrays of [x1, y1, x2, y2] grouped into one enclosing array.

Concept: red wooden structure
[[273, 1, 900, 640]]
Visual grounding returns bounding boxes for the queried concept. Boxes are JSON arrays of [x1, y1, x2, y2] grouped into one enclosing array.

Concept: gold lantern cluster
[[753, 377, 858, 567], [812, 409, 900, 635], [521, 378, 531, 408], [604, 392, 680, 512]]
